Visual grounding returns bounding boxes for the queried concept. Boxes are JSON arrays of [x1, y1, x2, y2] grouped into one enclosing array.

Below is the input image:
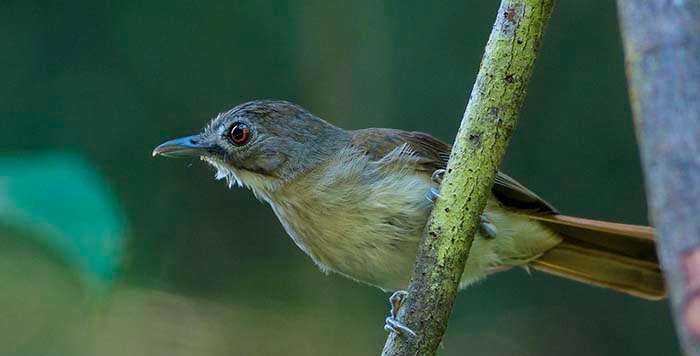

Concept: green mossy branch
[[381, 0, 554, 355]]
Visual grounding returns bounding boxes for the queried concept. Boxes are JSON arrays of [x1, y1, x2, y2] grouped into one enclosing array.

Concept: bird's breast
[[267, 156, 434, 290]]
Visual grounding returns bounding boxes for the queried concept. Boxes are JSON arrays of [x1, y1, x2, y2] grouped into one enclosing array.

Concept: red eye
[[228, 122, 251, 146]]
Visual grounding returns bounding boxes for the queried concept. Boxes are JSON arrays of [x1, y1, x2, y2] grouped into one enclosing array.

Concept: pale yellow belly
[[270, 172, 561, 292]]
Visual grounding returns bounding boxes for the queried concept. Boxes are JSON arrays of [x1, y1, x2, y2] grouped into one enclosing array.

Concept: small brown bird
[[153, 100, 664, 335]]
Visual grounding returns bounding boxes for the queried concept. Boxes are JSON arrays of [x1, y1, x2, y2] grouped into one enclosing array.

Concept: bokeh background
[[1, 1, 679, 355]]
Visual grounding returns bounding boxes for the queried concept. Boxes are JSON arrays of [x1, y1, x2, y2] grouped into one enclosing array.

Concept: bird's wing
[[350, 128, 450, 172], [349, 128, 556, 213], [492, 171, 556, 213]]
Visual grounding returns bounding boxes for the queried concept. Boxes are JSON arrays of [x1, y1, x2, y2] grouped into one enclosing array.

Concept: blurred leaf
[[0, 153, 126, 288]]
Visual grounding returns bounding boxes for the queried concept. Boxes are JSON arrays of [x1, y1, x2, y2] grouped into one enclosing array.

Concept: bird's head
[[153, 100, 348, 198]]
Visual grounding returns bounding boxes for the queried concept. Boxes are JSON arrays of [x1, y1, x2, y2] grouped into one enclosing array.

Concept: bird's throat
[[203, 156, 282, 201]]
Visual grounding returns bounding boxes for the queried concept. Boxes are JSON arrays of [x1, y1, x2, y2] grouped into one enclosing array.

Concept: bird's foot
[[383, 291, 416, 337], [425, 169, 446, 202], [425, 187, 441, 202], [426, 168, 496, 239], [480, 214, 497, 239], [431, 169, 446, 184]]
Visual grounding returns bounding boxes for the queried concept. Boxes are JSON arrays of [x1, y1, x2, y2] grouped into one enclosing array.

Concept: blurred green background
[[1, 1, 678, 355]]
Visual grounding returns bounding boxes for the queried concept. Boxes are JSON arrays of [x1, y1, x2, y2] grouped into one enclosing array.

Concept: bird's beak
[[152, 134, 215, 158]]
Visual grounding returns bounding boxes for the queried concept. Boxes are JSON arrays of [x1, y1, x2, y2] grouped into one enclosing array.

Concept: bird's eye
[[228, 122, 251, 146]]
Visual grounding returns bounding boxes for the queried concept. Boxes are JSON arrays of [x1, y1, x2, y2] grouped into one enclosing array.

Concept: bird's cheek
[[241, 152, 288, 178]]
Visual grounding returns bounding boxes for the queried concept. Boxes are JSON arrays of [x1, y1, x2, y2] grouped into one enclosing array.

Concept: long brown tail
[[528, 214, 666, 300]]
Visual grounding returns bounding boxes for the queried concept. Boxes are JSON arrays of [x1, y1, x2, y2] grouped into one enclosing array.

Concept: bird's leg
[[383, 291, 416, 337], [427, 169, 497, 238]]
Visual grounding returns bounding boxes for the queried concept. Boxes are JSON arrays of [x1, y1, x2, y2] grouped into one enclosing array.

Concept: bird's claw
[[426, 169, 446, 202], [383, 290, 416, 337], [384, 317, 417, 336], [431, 169, 446, 184], [425, 187, 441, 202]]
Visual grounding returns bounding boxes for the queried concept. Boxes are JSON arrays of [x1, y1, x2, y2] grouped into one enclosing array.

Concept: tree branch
[[381, 1, 554, 354], [616, 1, 700, 354]]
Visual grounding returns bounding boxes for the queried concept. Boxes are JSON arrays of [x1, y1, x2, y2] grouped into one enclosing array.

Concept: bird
[[153, 99, 665, 335]]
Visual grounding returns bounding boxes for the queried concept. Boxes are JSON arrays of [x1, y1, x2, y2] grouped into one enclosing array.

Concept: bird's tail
[[528, 214, 666, 300]]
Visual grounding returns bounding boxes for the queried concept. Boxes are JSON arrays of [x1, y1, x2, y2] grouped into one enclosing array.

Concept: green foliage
[[0, 153, 126, 288]]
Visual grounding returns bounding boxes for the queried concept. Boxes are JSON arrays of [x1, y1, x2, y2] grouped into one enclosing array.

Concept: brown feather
[[350, 128, 556, 212], [528, 214, 664, 300], [350, 127, 665, 300], [529, 214, 658, 261], [350, 128, 450, 172]]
